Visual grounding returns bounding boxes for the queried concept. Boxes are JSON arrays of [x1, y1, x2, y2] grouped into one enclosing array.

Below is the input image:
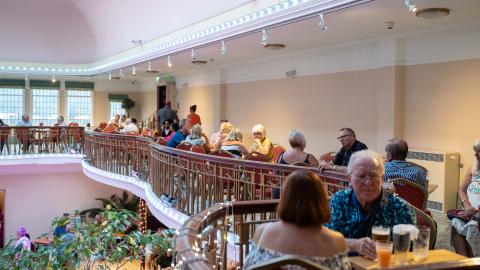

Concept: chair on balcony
[[191, 144, 207, 154], [155, 137, 167, 146], [272, 144, 285, 163], [244, 151, 270, 163], [209, 149, 236, 201], [126, 131, 140, 136], [244, 152, 275, 200], [390, 178, 428, 210], [248, 255, 331, 270], [176, 142, 193, 151], [409, 203, 437, 249]]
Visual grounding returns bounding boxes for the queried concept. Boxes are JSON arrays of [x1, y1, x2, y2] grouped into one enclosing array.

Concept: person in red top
[[187, 105, 201, 126]]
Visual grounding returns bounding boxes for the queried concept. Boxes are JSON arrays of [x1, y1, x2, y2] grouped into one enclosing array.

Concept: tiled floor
[[431, 211, 454, 252]]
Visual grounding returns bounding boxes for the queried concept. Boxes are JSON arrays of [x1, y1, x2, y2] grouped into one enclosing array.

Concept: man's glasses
[[337, 134, 352, 140]]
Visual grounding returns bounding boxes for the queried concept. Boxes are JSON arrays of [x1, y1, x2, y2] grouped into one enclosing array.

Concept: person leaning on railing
[[326, 150, 413, 260], [451, 138, 480, 258], [243, 170, 351, 270]]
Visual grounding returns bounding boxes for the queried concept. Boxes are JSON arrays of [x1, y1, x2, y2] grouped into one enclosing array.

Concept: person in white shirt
[[56, 116, 68, 127], [15, 226, 31, 257], [121, 118, 139, 134]]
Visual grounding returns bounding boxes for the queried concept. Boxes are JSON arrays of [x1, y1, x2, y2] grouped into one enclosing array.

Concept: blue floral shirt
[[325, 188, 414, 238]]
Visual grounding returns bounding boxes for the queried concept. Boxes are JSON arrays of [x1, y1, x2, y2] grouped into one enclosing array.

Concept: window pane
[[67, 89, 92, 126], [32, 88, 59, 126], [0, 87, 24, 125], [109, 101, 126, 120]]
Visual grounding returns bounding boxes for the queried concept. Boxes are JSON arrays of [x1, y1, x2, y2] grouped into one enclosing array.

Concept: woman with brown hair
[[243, 170, 351, 270]]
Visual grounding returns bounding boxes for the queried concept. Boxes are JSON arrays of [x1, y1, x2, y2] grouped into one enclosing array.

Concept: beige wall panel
[[223, 69, 382, 156], [1, 172, 123, 241], [404, 58, 480, 181], [137, 91, 157, 122], [93, 91, 140, 126], [176, 85, 221, 137]]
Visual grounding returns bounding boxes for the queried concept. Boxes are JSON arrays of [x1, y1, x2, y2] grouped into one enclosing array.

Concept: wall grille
[[427, 200, 443, 211], [407, 151, 444, 162]]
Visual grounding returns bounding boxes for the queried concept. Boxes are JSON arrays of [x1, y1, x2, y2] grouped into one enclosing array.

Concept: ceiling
[[0, 0, 250, 63], [1, 0, 480, 81]]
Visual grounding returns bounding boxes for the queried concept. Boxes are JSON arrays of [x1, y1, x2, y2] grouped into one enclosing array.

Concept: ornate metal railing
[[0, 126, 84, 155]]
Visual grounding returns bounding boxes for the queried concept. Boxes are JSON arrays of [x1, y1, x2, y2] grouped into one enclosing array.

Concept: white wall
[[1, 170, 124, 242]]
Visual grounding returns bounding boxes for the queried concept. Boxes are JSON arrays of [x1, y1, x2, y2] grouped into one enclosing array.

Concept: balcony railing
[[0, 126, 84, 155]]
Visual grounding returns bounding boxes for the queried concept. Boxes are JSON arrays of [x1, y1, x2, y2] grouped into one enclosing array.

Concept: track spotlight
[[167, 56, 172, 68], [319, 13, 328, 32], [132, 65, 136, 75], [148, 61, 152, 71], [261, 29, 268, 46], [51, 75, 56, 83], [108, 72, 112, 80], [191, 49, 196, 61], [221, 41, 227, 55]]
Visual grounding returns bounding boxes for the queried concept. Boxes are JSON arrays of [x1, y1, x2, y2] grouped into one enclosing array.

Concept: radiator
[[407, 148, 460, 213]]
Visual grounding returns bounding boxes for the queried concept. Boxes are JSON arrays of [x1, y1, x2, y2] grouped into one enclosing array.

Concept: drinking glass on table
[[376, 240, 393, 269], [372, 226, 390, 242], [413, 227, 430, 262], [393, 227, 411, 265]]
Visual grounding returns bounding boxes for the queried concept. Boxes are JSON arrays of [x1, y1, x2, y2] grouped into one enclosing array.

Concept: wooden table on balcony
[[32, 236, 52, 246], [428, 183, 439, 194], [349, 249, 466, 270]]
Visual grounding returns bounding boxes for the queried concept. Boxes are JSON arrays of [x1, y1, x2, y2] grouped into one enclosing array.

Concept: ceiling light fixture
[[132, 65, 136, 76], [167, 56, 172, 68], [147, 61, 152, 71], [319, 13, 328, 32], [221, 41, 227, 55], [261, 29, 268, 46], [191, 49, 196, 61], [25, 73, 28, 81], [405, 0, 418, 13], [108, 72, 112, 80], [51, 75, 56, 83]]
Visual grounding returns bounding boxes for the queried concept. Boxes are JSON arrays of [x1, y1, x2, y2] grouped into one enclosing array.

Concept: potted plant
[[121, 98, 135, 117]]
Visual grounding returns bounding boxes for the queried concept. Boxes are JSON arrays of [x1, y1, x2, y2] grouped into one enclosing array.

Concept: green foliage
[[0, 206, 170, 270], [81, 191, 139, 219], [121, 98, 135, 110]]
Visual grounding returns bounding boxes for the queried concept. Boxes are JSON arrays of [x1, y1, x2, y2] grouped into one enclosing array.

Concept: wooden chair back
[[272, 144, 285, 163], [409, 203, 437, 250], [209, 149, 235, 158], [176, 142, 193, 151], [244, 151, 270, 162], [155, 137, 168, 146], [391, 178, 428, 210], [191, 144, 207, 154]]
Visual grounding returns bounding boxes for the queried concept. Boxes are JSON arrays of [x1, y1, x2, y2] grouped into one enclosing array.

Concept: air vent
[[427, 200, 443, 211], [110, 76, 120, 80], [407, 151, 444, 162], [191, 60, 207, 65], [416, 8, 450, 19], [264, 43, 286, 50]]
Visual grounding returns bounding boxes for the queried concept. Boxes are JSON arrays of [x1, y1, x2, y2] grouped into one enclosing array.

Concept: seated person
[[167, 119, 190, 148], [326, 150, 413, 259], [17, 114, 32, 126], [15, 226, 32, 256], [184, 124, 209, 152], [210, 119, 229, 147], [277, 129, 319, 167], [220, 128, 249, 158], [451, 138, 480, 258], [322, 128, 367, 172], [249, 124, 273, 161], [119, 115, 127, 129], [108, 114, 120, 126], [165, 122, 179, 142], [120, 118, 140, 134], [56, 116, 68, 127], [244, 170, 351, 270], [160, 120, 174, 137], [211, 121, 233, 150], [384, 138, 427, 189], [54, 213, 71, 238]]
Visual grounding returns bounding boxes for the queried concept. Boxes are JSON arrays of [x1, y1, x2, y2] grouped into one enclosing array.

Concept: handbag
[[447, 209, 480, 225]]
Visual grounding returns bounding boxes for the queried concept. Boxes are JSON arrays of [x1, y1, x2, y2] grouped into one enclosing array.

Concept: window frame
[[66, 88, 93, 126], [30, 87, 60, 126]]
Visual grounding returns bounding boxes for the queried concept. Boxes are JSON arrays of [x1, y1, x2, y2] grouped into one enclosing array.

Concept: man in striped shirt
[[384, 138, 428, 189]]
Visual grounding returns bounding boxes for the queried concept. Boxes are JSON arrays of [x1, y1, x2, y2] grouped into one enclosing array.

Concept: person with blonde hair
[[210, 119, 229, 147], [451, 139, 480, 257], [184, 124, 209, 152], [211, 121, 233, 150], [220, 128, 249, 158], [277, 129, 319, 166], [244, 170, 351, 270], [249, 124, 273, 161]]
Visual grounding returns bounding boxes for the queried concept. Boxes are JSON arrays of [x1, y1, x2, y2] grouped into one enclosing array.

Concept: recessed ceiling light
[[415, 8, 450, 19], [263, 43, 286, 50]]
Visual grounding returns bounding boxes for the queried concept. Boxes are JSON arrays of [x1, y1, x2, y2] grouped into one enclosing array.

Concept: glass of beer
[[372, 226, 390, 242], [393, 227, 411, 265], [376, 240, 393, 269]]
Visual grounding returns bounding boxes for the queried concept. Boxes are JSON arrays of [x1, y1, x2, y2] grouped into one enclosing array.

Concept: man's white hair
[[252, 124, 266, 136], [347, 150, 385, 175]]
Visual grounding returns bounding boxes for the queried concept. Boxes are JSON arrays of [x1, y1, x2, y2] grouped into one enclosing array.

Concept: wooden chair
[[176, 142, 193, 151], [248, 255, 330, 270], [155, 137, 168, 146], [244, 151, 270, 163], [209, 149, 235, 158], [272, 144, 285, 163], [191, 144, 207, 154], [390, 178, 428, 210], [103, 124, 118, 133], [409, 203, 437, 250], [141, 129, 153, 137], [97, 122, 108, 131]]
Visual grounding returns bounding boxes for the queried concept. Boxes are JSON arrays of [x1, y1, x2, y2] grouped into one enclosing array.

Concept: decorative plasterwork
[[0, 0, 369, 77]]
